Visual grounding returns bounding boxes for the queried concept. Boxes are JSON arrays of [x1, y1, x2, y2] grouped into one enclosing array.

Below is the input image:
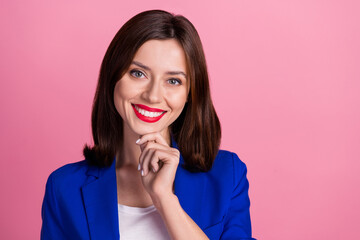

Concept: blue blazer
[[41, 141, 255, 240]]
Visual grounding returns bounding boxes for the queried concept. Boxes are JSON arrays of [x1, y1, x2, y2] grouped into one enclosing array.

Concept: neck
[[116, 123, 141, 169]]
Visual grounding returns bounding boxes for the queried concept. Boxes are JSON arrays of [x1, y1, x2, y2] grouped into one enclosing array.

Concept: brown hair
[[83, 10, 221, 172]]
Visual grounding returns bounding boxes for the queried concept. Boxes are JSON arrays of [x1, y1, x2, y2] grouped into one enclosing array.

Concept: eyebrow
[[132, 61, 187, 79]]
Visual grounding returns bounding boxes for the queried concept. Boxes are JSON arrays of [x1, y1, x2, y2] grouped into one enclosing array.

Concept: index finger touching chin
[[135, 132, 169, 146]]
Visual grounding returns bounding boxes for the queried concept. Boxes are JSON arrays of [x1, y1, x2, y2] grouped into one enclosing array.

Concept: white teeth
[[134, 105, 164, 118]]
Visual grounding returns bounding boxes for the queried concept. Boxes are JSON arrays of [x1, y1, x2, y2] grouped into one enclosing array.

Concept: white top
[[118, 204, 170, 240]]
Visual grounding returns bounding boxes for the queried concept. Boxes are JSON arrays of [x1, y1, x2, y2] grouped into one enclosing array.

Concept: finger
[[141, 148, 156, 176], [139, 140, 150, 152], [151, 150, 179, 178], [150, 157, 161, 173], [150, 149, 179, 166], [136, 132, 169, 147], [149, 155, 166, 173], [141, 141, 170, 154], [140, 142, 177, 173], [141, 148, 179, 177], [138, 143, 152, 170]]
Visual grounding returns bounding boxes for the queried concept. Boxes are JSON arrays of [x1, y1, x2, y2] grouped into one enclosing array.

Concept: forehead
[[132, 39, 187, 74]]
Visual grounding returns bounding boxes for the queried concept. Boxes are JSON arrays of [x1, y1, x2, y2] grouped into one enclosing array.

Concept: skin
[[113, 39, 209, 239]]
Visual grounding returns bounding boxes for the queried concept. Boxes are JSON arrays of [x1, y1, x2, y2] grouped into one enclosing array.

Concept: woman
[[41, 10, 255, 240]]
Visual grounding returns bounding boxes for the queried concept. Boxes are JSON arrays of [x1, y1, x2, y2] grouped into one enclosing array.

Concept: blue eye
[[130, 69, 145, 78], [168, 78, 181, 85]]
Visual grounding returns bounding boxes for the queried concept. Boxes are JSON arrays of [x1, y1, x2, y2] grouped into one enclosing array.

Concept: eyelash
[[167, 78, 182, 85], [129, 69, 145, 78], [129, 69, 182, 85]]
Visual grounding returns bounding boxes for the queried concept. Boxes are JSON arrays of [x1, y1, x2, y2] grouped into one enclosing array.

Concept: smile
[[132, 104, 166, 123]]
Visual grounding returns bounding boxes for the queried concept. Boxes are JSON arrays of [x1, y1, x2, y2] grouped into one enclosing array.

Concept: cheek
[[114, 79, 136, 102], [113, 89, 123, 118], [168, 90, 188, 112], [113, 81, 130, 114]]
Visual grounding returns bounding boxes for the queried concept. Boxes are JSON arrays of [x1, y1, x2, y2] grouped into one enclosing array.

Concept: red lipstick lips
[[135, 104, 164, 112], [132, 104, 166, 123]]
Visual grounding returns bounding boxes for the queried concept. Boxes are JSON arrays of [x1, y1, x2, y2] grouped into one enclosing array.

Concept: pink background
[[1, 0, 359, 239]]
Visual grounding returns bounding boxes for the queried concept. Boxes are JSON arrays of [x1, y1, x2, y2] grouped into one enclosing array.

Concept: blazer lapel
[[81, 159, 120, 240]]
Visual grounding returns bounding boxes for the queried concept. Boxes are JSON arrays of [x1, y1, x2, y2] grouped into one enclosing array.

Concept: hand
[[136, 132, 180, 203], [136, 133, 209, 240]]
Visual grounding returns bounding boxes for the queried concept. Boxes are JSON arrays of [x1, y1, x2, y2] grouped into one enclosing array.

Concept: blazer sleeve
[[220, 153, 256, 240], [41, 173, 67, 240]]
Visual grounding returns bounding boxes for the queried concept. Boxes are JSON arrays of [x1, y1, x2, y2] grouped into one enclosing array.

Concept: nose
[[141, 79, 163, 103]]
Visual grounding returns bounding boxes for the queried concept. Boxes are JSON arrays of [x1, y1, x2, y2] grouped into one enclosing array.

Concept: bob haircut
[[84, 10, 221, 172]]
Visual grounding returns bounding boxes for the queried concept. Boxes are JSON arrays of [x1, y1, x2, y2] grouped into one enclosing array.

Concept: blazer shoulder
[[47, 160, 91, 190], [213, 150, 248, 185], [215, 150, 247, 171], [50, 160, 88, 177]]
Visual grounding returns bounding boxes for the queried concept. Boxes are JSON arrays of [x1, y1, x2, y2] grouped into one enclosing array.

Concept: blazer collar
[[81, 158, 120, 240]]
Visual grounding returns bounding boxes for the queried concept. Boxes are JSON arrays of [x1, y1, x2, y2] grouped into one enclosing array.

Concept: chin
[[131, 124, 167, 136]]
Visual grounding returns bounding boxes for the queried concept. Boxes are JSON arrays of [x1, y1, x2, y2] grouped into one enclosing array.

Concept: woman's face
[[114, 39, 189, 137]]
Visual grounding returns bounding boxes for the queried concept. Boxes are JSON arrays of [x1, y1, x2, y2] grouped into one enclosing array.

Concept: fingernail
[[141, 170, 144, 176], [152, 167, 156, 173], [136, 138, 141, 144], [137, 163, 141, 171]]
